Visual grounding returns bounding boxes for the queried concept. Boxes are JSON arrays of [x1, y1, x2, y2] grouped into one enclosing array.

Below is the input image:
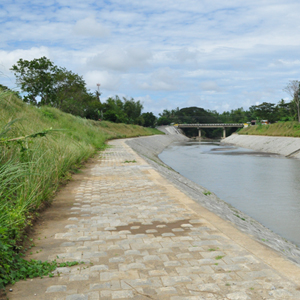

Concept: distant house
[[250, 120, 270, 125], [261, 120, 270, 125]]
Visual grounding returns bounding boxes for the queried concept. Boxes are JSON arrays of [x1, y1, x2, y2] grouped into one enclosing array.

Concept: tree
[[103, 96, 127, 123], [142, 112, 157, 127], [10, 57, 103, 119], [53, 68, 87, 110], [277, 99, 293, 121], [10, 57, 58, 106], [283, 80, 300, 122], [123, 98, 143, 124], [102, 96, 144, 124], [249, 102, 278, 123]]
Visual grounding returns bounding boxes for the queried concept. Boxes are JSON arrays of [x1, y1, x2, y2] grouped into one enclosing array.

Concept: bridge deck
[[177, 123, 244, 128]]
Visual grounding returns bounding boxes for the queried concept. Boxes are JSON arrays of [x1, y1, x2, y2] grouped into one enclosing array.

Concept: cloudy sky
[[1, 0, 300, 115]]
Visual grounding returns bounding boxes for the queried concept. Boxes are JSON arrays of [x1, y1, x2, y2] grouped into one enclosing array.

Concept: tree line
[[156, 94, 299, 138], [157, 80, 300, 128], [3, 56, 300, 131], [6, 57, 157, 127]]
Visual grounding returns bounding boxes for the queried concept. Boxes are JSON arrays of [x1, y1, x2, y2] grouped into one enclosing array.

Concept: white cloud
[[200, 81, 224, 93], [84, 70, 121, 91], [87, 47, 152, 71], [73, 17, 110, 37], [2, 0, 300, 113], [140, 68, 180, 91]]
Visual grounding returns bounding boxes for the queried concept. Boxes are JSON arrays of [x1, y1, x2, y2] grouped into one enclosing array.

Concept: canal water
[[159, 141, 300, 247]]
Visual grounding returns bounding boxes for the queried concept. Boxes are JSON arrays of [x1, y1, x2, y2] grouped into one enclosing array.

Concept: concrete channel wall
[[223, 134, 300, 159], [126, 127, 300, 265]]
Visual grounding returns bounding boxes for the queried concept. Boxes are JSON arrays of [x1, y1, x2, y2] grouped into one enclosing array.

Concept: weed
[[203, 191, 211, 196], [208, 248, 216, 251], [234, 214, 245, 221], [123, 160, 137, 163], [215, 255, 224, 260], [0, 233, 81, 290]]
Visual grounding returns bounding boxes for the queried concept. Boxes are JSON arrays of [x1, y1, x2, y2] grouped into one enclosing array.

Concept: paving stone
[[69, 274, 89, 281], [46, 285, 67, 293], [90, 265, 109, 271], [143, 255, 161, 261], [161, 276, 193, 286], [157, 286, 178, 295], [226, 292, 251, 299], [66, 294, 88, 300], [111, 290, 134, 299]]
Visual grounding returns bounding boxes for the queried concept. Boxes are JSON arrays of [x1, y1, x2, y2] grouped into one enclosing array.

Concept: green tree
[[142, 112, 157, 127], [277, 99, 293, 121], [123, 98, 143, 124], [10, 57, 58, 106], [102, 96, 144, 124], [53, 68, 87, 109], [10, 57, 103, 119], [249, 102, 278, 123], [283, 80, 300, 122]]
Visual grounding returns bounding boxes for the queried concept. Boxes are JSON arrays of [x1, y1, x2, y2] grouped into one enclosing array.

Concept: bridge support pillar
[[198, 128, 201, 138], [223, 127, 226, 138]]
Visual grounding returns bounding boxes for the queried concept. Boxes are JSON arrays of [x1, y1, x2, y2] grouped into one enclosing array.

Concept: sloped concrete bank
[[126, 127, 300, 265], [223, 134, 300, 159]]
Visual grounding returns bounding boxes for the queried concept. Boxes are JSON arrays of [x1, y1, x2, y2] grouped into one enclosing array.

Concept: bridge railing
[[175, 123, 244, 128]]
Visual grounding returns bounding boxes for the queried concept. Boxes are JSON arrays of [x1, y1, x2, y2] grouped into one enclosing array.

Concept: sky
[[1, 0, 300, 116]]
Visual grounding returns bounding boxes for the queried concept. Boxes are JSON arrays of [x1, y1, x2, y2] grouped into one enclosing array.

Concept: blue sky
[[1, 0, 300, 115]]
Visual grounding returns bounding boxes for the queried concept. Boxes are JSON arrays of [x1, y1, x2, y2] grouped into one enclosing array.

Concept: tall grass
[[239, 121, 300, 137], [0, 91, 162, 288]]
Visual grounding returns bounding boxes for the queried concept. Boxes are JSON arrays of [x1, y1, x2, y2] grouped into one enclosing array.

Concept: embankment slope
[[223, 134, 300, 158]]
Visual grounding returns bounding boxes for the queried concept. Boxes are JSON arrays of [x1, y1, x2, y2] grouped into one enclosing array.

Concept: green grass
[[215, 255, 224, 260], [239, 121, 300, 137], [0, 90, 163, 290]]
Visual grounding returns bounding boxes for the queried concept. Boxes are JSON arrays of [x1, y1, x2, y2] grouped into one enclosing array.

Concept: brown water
[[159, 141, 300, 247]]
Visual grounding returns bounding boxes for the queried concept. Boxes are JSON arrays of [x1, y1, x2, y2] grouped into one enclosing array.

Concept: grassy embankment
[[0, 91, 162, 289], [238, 121, 300, 137]]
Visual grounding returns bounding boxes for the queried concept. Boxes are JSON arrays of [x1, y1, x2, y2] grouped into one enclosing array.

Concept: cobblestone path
[[7, 139, 300, 300]]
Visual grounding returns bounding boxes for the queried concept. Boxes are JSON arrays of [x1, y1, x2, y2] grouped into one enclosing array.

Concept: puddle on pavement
[[115, 219, 203, 237]]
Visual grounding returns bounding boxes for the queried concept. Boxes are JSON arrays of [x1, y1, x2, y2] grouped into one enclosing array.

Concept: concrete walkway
[[7, 139, 300, 300]]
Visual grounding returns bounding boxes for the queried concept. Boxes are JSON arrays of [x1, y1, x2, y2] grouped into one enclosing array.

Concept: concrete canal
[[159, 140, 300, 247]]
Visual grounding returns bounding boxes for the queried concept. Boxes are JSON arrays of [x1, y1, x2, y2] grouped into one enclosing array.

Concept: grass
[[203, 190, 211, 196], [215, 255, 224, 260], [239, 121, 300, 137], [0, 90, 163, 290]]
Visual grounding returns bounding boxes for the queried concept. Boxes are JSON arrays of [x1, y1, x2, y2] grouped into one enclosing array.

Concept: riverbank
[[7, 136, 300, 299], [239, 121, 300, 137], [127, 128, 300, 265], [223, 133, 300, 158]]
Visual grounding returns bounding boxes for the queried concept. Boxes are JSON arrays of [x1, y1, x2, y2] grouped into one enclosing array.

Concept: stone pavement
[[7, 139, 300, 300]]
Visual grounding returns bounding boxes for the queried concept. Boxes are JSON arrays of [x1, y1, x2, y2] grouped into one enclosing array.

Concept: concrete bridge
[[175, 123, 245, 138]]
